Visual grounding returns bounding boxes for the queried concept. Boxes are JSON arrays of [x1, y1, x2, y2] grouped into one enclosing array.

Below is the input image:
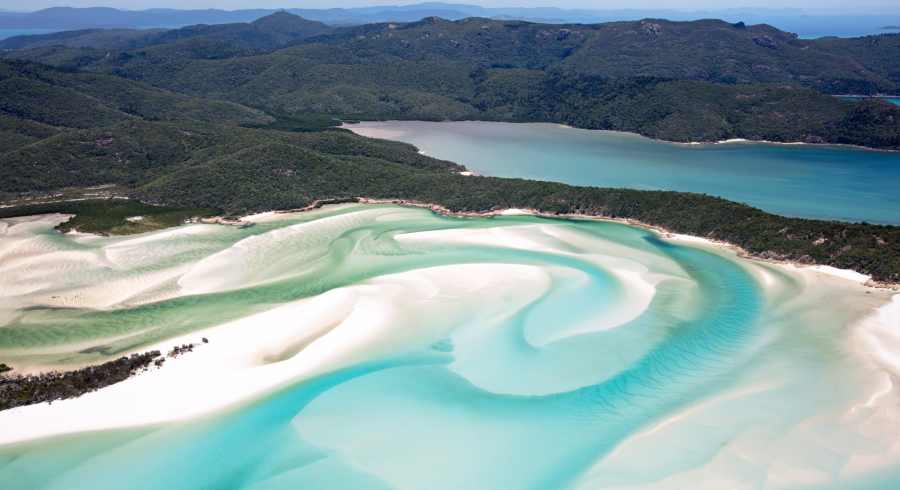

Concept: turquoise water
[[349, 121, 900, 225], [841, 97, 900, 105], [0, 206, 896, 489]]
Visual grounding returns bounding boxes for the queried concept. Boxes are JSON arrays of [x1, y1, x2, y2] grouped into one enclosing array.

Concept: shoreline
[[4, 198, 896, 288], [0, 207, 895, 447], [350, 199, 900, 289]]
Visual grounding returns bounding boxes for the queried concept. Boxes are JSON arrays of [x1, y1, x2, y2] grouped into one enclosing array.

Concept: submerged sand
[[0, 209, 897, 488]]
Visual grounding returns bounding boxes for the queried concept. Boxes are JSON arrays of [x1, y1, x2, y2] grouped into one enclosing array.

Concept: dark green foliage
[[18, 45, 894, 148], [5, 13, 898, 94], [311, 16, 899, 95], [0, 76, 136, 128], [244, 107, 423, 133], [0, 112, 63, 153], [0, 364, 11, 373], [314, 198, 361, 208], [0, 350, 161, 411], [0, 200, 220, 235], [0, 59, 273, 128], [805, 34, 900, 85], [244, 108, 352, 133]]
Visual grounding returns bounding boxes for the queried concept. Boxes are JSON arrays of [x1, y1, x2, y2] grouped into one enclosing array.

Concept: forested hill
[[311, 16, 900, 95], [3, 12, 899, 95], [0, 60, 272, 132], [0, 59, 271, 154], [7, 44, 897, 149]]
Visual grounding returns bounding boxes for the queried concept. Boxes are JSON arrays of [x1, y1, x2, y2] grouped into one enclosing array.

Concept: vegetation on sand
[[0, 351, 161, 411]]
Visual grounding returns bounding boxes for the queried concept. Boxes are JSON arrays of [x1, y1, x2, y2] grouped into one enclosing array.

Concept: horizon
[[2, 2, 900, 15]]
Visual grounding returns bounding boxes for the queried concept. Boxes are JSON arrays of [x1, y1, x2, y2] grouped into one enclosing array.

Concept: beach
[[0, 206, 897, 489]]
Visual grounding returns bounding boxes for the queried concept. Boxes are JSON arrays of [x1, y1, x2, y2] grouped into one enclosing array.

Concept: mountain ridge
[[4, 12, 899, 95]]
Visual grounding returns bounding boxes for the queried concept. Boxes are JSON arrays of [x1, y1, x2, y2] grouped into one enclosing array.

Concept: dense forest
[[0, 200, 220, 235], [0, 59, 272, 129], [4, 47, 899, 149], [3, 12, 899, 95]]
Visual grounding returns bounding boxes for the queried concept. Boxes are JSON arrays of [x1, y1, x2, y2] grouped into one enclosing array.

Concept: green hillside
[[0, 112, 61, 154], [12, 44, 895, 148], [4, 12, 898, 95], [313, 16, 899, 95], [0, 59, 272, 138], [804, 33, 900, 85]]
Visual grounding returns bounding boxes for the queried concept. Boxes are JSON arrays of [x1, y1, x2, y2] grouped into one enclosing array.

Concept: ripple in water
[[0, 205, 897, 489]]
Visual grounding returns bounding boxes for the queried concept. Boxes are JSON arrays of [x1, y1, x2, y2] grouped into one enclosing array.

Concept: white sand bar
[[0, 262, 569, 446]]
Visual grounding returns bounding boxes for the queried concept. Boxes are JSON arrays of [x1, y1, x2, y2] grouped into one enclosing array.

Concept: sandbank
[[0, 256, 595, 445], [0, 210, 893, 449]]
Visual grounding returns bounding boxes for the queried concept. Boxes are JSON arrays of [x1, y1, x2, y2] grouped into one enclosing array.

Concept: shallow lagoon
[[348, 121, 900, 225], [0, 206, 897, 489]]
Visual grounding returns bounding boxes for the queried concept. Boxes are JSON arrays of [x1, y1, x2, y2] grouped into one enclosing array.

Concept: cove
[[347, 121, 900, 225]]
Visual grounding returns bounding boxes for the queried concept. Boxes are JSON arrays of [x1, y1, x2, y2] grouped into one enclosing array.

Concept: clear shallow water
[[349, 121, 900, 225], [0, 206, 897, 489]]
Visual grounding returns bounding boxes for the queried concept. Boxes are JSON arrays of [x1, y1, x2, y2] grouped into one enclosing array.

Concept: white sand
[[661, 232, 873, 285], [794, 264, 871, 284], [0, 220, 666, 444], [499, 208, 533, 215], [0, 213, 889, 458], [240, 211, 276, 221], [666, 233, 725, 245], [0, 257, 607, 445]]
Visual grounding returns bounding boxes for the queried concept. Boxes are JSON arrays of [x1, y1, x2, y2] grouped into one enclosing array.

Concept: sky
[[0, 1, 897, 14]]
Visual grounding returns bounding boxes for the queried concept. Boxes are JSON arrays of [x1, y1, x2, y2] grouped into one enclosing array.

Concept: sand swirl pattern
[[0, 205, 897, 489]]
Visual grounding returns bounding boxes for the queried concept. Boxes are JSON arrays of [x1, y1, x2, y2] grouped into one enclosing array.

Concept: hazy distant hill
[[0, 12, 335, 51], [0, 5, 818, 30], [6, 12, 897, 95], [0, 29, 169, 51]]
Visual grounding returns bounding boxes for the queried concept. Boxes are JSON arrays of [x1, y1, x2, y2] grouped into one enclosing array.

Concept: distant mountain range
[[0, 5, 815, 30], [4, 11, 898, 96]]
